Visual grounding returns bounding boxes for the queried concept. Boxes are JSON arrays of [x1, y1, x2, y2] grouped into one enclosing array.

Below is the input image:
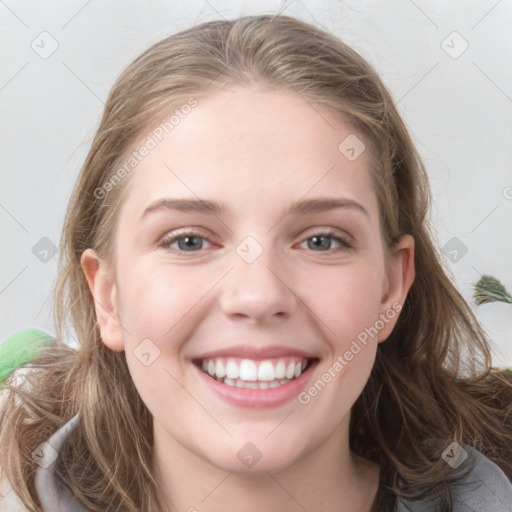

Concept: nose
[[220, 248, 299, 324]]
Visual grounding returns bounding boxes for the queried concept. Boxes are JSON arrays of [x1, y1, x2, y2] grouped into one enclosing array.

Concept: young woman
[[1, 14, 511, 512]]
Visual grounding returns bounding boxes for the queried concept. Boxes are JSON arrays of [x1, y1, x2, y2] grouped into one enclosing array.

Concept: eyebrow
[[141, 197, 369, 220]]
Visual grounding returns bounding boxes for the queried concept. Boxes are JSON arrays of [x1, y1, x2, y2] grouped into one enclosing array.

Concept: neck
[[151, 418, 379, 512]]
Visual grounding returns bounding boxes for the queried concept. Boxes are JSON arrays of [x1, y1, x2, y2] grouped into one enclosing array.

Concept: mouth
[[194, 356, 316, 389]]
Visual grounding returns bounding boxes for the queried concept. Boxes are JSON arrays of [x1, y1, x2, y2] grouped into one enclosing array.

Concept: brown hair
[[1, 14, 511, 512]]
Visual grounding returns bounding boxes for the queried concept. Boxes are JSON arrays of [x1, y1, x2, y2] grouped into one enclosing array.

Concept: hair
[[1, 14, 511, 512]]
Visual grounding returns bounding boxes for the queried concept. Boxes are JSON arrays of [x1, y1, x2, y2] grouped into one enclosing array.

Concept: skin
[[82, 85, 415, 511]]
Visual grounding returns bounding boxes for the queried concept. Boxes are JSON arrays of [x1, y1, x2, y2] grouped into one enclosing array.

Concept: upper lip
[[192, 345, 319, 361]]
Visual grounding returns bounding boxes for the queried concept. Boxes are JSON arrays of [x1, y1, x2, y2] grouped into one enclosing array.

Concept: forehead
[[119, 86, 378, 222]]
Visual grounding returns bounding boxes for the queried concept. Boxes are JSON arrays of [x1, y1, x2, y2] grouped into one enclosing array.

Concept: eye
[[299, 230, 353, 252], [158, 228, 353, 254], [159, 229, 212, 253]]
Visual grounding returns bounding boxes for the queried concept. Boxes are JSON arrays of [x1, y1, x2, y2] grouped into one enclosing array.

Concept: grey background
[[1, 0, 511, 367]]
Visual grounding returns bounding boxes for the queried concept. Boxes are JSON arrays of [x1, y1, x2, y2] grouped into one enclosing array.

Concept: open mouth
[[194, 356, 318, 390]]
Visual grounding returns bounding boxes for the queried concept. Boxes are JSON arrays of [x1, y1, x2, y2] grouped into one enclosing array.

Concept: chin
[[199, 436, 308, 476]]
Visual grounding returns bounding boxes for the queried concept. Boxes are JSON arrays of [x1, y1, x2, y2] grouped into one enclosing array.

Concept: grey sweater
[[2, 413, 512, 511]]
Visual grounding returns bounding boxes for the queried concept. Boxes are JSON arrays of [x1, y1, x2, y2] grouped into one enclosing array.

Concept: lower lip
[[193, 361, 318, 409]]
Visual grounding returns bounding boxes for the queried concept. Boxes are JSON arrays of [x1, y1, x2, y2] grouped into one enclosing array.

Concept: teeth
[[275, 360, 286, 379], [216, 360, 226, 378], [198, 356, 310, 385], [239, 359, 257, 381], [226, 378, 292, 389], [257, 361, 275, 381], [226, 360, 239, 379]]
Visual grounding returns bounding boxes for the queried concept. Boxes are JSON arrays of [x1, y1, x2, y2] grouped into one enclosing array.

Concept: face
[[83, 85, 414, 475]]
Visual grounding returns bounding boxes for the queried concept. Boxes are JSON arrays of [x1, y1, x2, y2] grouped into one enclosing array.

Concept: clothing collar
[[34, 413, 89, 512]]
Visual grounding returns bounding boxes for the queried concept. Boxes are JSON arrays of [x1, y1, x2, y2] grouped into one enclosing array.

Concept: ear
[[377, 234, 415, 342], [80, 248, 125, 351]]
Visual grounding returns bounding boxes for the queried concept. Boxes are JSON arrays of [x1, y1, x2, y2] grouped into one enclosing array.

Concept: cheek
[[114, 263, 202, 402], [297, 267, 383, 424], [117, 261, 202, 338], [308, 264, 384, 346]]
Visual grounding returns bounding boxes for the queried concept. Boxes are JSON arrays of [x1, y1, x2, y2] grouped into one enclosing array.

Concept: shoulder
[[394, 444, 512, 512], [1, 394, 85, 512], [451, 444, 512, 511]]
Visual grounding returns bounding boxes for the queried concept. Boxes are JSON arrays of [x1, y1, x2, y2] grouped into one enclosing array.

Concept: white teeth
[[226, 378, 291, 389], [285, 362, 295, 379], [198, 356, 311, 385], [257, 361, 275, 381], [275, 360, 286, 379], [216, 360, 226, 378], [226, 360, 239, 379], [239, 359, 258, 381]]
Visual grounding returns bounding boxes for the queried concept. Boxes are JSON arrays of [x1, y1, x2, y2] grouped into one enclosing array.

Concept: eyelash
[[158, 228, 354, 254]]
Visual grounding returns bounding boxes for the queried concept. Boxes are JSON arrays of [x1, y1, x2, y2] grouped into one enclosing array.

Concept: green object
[[0, 328, 55, 389], [473, 275, 512, 306]]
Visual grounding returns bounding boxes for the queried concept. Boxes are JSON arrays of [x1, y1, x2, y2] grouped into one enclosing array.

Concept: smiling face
[[82, 85, 414, 475]]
